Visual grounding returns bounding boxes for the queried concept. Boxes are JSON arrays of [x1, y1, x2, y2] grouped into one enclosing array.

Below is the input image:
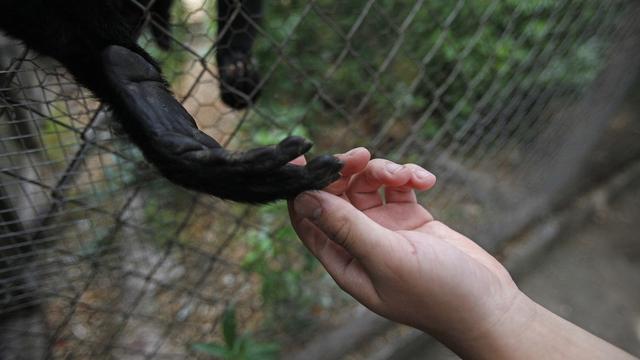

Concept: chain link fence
[[1, 0, 638, 358]]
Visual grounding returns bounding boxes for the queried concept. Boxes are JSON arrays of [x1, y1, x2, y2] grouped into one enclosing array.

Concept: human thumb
[[293, 191, 392, 261]]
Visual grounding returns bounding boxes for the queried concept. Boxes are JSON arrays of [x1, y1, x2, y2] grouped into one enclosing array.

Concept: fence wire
[[0, 0, 636, 358]]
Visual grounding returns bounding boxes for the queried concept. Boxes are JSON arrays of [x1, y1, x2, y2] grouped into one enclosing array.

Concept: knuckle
[[369, 158, 389, 170], [329, 212, 354, 247]]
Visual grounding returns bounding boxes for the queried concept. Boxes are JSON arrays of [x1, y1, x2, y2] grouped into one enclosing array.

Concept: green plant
[[241, 202, 322, 333], [247, 0, 610, 145], [192, 305, 280, 360]]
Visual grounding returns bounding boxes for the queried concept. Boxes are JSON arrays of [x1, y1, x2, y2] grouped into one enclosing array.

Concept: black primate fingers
[[101, 45, 339, 203], [218, 53, 261, 109], [229, 136, 313, 172], [277, 136, 313, 160], [278, 155, 343, 194], [305, 155, 344, 185], [222, 60, 248, 78], [226, 155, 344, 203], [235, 60, 246, 77], [2, 0, 341, 204]]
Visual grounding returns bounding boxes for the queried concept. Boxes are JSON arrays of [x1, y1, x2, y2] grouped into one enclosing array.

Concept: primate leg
[[101, 45, 343, 203], [216, 0, 263, 109], [149, 0, 174, 49]]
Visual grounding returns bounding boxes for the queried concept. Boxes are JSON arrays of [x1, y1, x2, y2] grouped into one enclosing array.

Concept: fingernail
[[344, 148, 360, 157], [385, 162, 403, 173], [414, 169, 435, 180], [294, 192, 323, 220]]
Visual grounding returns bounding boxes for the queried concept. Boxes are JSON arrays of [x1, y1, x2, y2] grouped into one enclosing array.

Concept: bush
[[251, 0, 606, 146]]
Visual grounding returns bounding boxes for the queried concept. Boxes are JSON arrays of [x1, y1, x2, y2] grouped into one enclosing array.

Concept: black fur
[[217, 0, 263, 109], [0, 0, 342, 203]]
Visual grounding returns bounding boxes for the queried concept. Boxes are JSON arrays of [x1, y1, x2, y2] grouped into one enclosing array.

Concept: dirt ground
[[519, 177, 640, 356]]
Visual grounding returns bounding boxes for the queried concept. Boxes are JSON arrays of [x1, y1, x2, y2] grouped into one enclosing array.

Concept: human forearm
[[444, 292, 636, 360]]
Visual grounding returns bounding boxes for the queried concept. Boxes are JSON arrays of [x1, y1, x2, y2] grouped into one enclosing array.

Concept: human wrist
[[438, 289, 539, 359]]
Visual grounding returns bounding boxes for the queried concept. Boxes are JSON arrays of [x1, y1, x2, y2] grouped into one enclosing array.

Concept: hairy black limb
[[0, 1, 342, 203], [102, 45, 342, 202], [217, 0, 263, 109]]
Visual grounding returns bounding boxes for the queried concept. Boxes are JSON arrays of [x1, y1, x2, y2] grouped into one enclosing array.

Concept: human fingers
[[405, 164, 437, 190], [346, 159, 413, 210], [293, 191, 396, 268], [289, 214, 353, 271], [289, 194, 382, 305], [384, 164, 436, 203], [324, 147, 371, 195], [384, 185, 417, 204]]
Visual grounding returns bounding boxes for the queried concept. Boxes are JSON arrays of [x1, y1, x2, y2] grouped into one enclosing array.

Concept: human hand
[[289, 150, 635, 360], [288, 153, 528, 346]]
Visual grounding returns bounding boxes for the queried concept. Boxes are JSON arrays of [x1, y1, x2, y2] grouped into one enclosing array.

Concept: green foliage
[[251, 117, 310, 146], [192, 305, 280, 360], [39, 105, 77, 163], [241, 202, 320, 332], [140, 181, 195, 245], [249, 0, 607, 142]]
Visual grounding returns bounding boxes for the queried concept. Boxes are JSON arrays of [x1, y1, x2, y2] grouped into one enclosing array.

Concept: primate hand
[[102, 45, 342, 202]]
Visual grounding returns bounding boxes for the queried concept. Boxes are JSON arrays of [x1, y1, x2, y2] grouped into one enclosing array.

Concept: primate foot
[[218, 52, 261, 109]]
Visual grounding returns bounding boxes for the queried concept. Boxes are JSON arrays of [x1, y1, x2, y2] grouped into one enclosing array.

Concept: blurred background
[[1, 0, 639, 358]]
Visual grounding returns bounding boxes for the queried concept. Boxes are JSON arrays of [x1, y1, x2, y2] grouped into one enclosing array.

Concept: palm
[[346, 200, 517, 339], [366, 201, 510, 287], [362, 202, 433, 231]]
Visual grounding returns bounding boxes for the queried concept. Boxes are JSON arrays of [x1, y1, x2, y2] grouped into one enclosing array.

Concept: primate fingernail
[[294, 192, 323, 220]]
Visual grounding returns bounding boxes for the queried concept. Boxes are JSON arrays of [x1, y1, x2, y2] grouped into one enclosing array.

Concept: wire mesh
[[0, 0, 636, 358]]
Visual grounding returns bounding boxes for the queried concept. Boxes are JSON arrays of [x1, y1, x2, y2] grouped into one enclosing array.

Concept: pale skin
[[288, 147, 636, 360]]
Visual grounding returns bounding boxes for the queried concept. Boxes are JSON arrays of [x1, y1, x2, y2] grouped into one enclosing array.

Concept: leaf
[[222, 305, 238, 348], [232, 334, 249, 358], [245, 341, 280, 360], [192, 342, 229, 358]]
